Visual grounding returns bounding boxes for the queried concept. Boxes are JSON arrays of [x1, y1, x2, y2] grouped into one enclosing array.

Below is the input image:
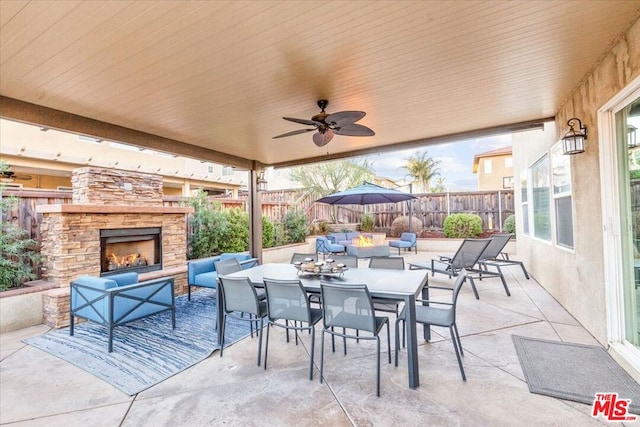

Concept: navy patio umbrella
[[316, 181, 416, 205]]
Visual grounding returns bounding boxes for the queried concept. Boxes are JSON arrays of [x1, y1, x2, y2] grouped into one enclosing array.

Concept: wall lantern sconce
[[561, 118, 587, 155], [628, 125, 638, 149], [257, 171, 268, 192]]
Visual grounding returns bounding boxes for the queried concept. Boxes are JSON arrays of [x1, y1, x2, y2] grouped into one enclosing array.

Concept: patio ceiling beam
[[268, 117, 555, 169], [0, 96, 254, 170]]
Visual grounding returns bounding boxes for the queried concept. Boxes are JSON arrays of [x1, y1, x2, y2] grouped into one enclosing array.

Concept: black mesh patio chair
[[263, 278, 323, 380], [320, 282, 391, 397], [218, 275, 268, 366], [478, 234, 530, 279], [394, 271, 468, 381], [367, 256, 405, 315]]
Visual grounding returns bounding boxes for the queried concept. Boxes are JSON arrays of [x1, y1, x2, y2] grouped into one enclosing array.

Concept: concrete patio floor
[[1, 251, 638, 426]]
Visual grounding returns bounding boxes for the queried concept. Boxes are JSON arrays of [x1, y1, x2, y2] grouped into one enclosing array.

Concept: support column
[[249, 168, 263, 264]]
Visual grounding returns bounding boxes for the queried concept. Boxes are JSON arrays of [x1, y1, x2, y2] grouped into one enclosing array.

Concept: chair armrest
[[187, 256, 220, 284], [239, 258, 259, 269], [326, 235, 336, 243]]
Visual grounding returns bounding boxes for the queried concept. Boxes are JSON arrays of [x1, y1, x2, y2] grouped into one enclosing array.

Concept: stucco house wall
[[513, 19, 640, 346]]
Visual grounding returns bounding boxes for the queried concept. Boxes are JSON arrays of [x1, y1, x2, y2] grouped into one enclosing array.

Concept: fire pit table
[[346, 244, 391, 258]]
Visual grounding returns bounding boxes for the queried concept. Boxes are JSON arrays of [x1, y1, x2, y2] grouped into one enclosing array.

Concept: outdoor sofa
[[70, 272, 175, 352], [187, 253, 258, 299], [327, 232, 362, 247]]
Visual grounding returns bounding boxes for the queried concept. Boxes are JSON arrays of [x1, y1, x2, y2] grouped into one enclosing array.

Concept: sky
[[365, 134, 512, 191]]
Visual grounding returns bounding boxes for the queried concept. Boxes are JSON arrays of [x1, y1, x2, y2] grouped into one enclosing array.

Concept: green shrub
[[188, 190, 228, 259], [282, 211, 308, 244], [0, 196, 40, 291], [360, 213, 375, 232], [504, 214, 516, 234], [443, 213, 482, 238], [317, 220, 329, 234], [262, 216, 275, 249], [389, 216, 422, 237], [219, 208, 249, 253]]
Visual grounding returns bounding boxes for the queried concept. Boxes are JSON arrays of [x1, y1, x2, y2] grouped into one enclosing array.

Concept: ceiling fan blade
[[333, 123, 375, 137], [273, 128, 316, 139], [325, 111, 366, 126], [313, 129, 334, 147], [283, 117, 317, 126]]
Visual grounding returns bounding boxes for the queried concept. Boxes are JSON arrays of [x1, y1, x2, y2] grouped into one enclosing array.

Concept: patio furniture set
[[316, 231, 417, 260], [68, 234, 526, 395]]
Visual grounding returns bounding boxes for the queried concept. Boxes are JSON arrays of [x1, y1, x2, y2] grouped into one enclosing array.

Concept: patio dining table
[[224, 263, 429, 389]]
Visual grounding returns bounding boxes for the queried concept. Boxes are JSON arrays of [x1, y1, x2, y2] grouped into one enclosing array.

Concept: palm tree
[[430, 177, 447, 193], [401, 151, 441, 193]]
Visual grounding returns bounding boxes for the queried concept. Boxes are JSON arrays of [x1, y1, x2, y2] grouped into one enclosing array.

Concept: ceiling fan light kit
[[273, 99, 374, 147]]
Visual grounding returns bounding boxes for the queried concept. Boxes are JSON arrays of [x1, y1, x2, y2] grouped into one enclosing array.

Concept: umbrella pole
[[409, 183, 413, 233]]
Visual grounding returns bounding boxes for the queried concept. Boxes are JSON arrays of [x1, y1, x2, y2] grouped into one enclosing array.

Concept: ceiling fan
[[273, 100, 375, 147], [1, 170, 33, 183]]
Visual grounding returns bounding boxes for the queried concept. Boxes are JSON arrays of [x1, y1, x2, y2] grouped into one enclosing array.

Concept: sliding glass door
[[617, 97, 640, 349]]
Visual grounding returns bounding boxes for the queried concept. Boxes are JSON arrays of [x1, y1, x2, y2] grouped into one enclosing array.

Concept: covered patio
[[1, 251, 612, 426], [2, 2, 640, 425]]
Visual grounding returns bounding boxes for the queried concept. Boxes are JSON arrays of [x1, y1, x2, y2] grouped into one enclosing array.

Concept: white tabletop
[[228, 263, 428, 299]]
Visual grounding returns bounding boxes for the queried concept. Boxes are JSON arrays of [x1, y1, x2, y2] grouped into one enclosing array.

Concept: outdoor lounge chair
[[316, 236, 345, 258], [388, 232, 417, 254], [394, 271, 468, 381], [408, 238, 509, 299], [477, 234, 530, 279]]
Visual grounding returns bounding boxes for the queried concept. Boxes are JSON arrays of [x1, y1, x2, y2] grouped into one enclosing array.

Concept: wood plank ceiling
[[1, 1, 639, 169]]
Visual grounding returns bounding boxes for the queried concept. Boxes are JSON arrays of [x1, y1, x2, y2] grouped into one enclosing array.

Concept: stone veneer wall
[[39, 212, 187, 285], [72, 167, 163, 206]]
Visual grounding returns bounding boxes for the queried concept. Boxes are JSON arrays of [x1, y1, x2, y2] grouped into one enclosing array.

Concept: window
[[531, 155, 551, 241], [484, 159, 492, 174], [551, 142, 574, 248], [505, 157, 513, 168], [208, 165, 214, 173], [521, 171, 529, 235], [222, 166, 234, 176]]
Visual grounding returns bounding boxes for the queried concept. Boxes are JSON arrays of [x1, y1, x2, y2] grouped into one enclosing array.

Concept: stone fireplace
[[36, 167, 193, 327]]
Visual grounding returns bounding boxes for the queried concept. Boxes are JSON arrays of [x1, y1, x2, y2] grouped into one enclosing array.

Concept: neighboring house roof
[[472, 146, 513, 173]]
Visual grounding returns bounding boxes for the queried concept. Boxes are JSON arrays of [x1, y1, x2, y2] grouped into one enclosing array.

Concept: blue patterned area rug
[[24, 289, 252, 396]]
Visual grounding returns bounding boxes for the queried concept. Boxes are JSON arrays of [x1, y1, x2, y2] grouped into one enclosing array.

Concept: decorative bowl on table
[[294, 261, 348, 277]]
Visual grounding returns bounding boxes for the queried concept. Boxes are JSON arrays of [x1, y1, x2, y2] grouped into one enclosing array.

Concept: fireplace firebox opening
[[100, 227, 162, 276]]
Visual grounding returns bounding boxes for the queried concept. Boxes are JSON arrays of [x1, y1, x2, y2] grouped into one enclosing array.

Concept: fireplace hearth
[[100, 227, 162, 276]]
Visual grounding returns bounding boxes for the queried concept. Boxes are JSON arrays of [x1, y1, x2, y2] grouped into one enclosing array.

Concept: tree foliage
[[0, 162, 40, 291], [289, 159, 375, 197], [289, 159, 374, 222], [401, 150, 441, 193]]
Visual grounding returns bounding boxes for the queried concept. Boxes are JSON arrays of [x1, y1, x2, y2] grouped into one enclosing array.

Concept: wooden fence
[[2, 188, 514, 243]]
